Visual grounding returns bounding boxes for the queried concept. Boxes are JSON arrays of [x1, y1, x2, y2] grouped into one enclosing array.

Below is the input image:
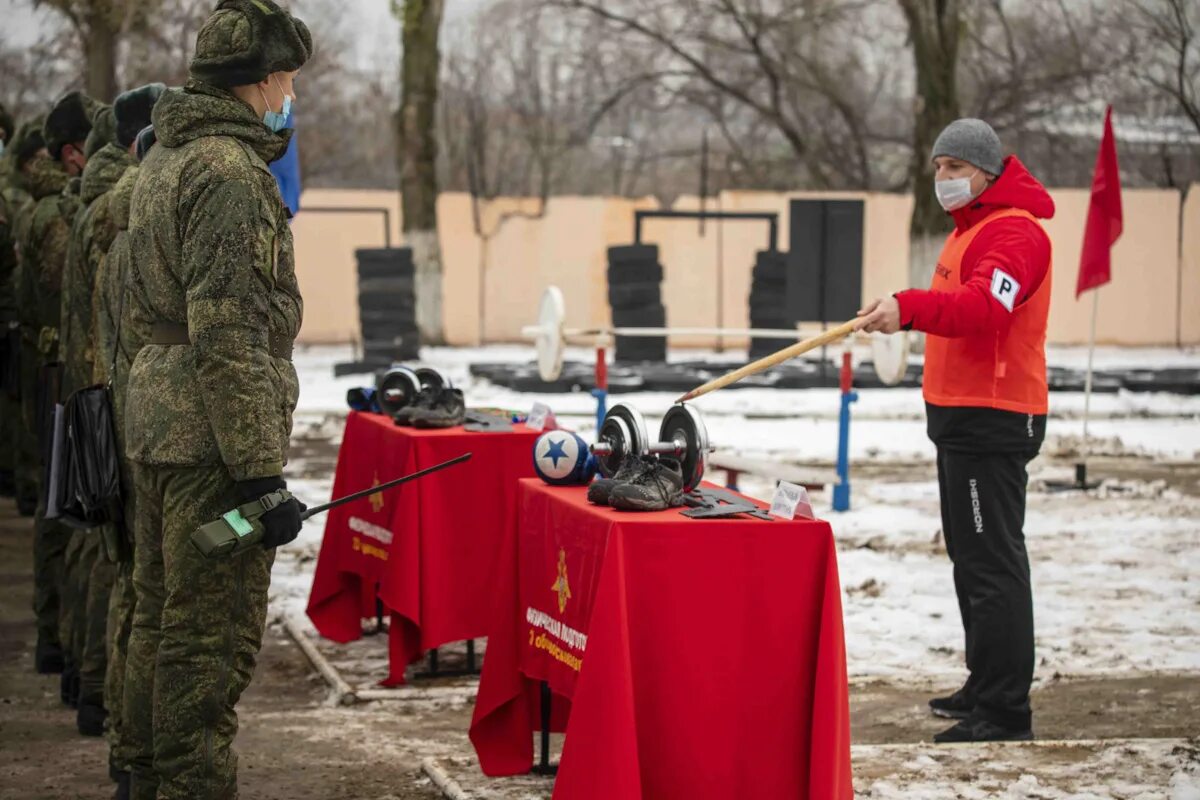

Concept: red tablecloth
[[306, 411, 540, 685], [469, 478, 853, 800]]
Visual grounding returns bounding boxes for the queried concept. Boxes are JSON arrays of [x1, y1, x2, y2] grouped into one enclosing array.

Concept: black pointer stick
[[299, 452, 473, 521]]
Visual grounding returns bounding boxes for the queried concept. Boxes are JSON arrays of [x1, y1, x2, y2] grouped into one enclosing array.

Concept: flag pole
[[1078, 289, 1099, 488]]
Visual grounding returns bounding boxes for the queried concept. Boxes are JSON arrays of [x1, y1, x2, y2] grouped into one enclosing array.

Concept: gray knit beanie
[[931, 118, 1005, 176]]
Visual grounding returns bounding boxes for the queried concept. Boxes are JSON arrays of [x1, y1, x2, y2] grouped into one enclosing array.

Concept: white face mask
[[935, 170, 979, 211]]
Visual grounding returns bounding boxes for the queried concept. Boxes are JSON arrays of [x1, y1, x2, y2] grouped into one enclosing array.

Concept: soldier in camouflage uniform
[[0, 103, 20, 501], [28, 92, 99, 704], [3, 116, 40, 519], [95, 123, 157, 798], [122, 2, 310, 796], [14, 93, 98, 680], [58, 102, 123, 735]]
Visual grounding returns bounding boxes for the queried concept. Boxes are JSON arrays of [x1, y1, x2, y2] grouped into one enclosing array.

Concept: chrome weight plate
[[593, 402, 650, 478], [659, 404, 709, 492], [536, 286, 567, 382], [415, 366, 450, 394], [376, 366, 421, 416]]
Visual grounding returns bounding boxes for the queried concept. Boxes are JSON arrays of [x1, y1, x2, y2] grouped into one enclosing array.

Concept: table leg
[[530, 681, 558, 775]]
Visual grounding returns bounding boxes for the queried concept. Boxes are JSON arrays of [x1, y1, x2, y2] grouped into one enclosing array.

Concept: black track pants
[[936, 445, 1036, 730]]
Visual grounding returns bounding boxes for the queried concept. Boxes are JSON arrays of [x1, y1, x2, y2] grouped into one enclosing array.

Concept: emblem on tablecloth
[[552, 547, 572, 613], [369, 472, 385, 513]]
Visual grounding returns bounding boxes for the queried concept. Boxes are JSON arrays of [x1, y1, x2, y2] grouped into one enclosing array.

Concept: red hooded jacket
[[896, 156, 1055, 337]]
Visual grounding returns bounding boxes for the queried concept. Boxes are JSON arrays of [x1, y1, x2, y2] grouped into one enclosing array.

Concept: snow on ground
[[272, 344, 1200, 684]]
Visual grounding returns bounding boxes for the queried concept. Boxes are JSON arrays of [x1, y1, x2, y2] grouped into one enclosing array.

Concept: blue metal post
[[833, 349, 857, 512], [590, 346, 608, 434]]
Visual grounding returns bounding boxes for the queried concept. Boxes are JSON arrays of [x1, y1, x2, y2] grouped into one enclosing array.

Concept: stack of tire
[[608, 244, 667, 364], [747, 250, 788, 359], [357, 247, 420, 365]]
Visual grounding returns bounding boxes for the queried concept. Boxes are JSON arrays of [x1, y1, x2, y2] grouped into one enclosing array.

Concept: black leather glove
[[235, 477, 304, 550]]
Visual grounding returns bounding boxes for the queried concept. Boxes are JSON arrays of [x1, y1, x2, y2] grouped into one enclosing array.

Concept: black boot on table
[[392, 385, 438, 426], [933, 714, 1033, 743], [610, 457, 685, 512], [587, 454, 656, 506], [411, 388, 467, 429]]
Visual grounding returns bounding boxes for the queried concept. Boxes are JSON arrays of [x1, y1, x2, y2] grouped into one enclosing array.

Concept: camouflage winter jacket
[[124, 81, 302, 480], [0, 156, 26, 323], [61, 142, 134, 395], [93, 164, 143, 455], [14, 157, 73, 361]]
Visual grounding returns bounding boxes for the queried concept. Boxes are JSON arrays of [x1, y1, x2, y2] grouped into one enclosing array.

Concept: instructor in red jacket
[[857, 118, 1053, 743]]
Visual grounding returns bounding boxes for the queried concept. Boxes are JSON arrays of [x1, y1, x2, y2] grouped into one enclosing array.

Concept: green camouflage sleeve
[[182, 177, 283, 480]]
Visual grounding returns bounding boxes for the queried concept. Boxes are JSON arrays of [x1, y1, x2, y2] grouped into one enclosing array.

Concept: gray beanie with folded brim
[[931, 118, 1005, 176]]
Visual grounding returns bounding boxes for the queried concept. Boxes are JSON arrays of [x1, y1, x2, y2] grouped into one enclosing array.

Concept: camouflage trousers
[[125, 463, 274, 800], [106, 471, 138, 775], [80, 532, 116, 710], [33, 506, 72, 647]]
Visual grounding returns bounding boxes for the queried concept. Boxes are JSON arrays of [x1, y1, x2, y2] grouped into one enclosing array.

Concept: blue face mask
[[259, 76, 293, 133]]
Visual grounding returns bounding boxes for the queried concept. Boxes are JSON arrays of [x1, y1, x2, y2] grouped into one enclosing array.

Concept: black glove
[[235, 477, 304, 550]]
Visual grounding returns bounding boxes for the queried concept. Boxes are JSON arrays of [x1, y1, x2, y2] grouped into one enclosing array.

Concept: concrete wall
[[291, 186, 1197, 347]]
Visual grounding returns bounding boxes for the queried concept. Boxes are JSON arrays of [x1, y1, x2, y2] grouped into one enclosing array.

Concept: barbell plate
[[536, 286, 566, 382], [415, 366, 450, 393], [659, 404, 708, 493], [376, 366, 422, 416], [870, 331, 909, 386], [593, 403, 651, 478]]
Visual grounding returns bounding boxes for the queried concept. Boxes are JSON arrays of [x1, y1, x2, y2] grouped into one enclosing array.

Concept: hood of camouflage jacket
[[109, 164, 139, 232], [152, 79, 291, 164], [80, 142, 134, 205], [23, 156, 70, 200]]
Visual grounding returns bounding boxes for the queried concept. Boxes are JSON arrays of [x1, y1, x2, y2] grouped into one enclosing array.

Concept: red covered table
[[470, 478, 853, 799], [306, 410, 540, 685]]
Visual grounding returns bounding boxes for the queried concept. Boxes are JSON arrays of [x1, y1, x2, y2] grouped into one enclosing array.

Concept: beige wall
[[292, 186, 1197, 347]]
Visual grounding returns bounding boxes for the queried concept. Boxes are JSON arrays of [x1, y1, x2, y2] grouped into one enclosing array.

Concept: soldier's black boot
[[587, 455, 655, 506], [35, 634, 64, 674], [609, 457, 685, 511], [77, 699, 107, 736], [113, 771, 131, 800], [61, 664, 80, 707], [0, 468, 14, 496], [411, 388, 467, 429], [934, 714, 1033, 743], [16, 490, 37, 517]]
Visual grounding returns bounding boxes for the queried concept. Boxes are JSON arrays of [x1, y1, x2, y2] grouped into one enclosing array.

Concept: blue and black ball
[[532, 431, 596, 486]]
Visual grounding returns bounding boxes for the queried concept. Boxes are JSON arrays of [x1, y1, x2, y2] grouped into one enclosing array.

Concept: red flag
[[1076, 106, 1123, 297]]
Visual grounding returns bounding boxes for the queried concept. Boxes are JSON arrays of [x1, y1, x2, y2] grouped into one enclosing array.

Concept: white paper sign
[[770, 481, 814, 520], [527, 402, 552, 432]]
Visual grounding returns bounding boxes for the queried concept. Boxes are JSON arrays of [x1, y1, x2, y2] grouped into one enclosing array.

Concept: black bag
[[51, 385, 123, 528]]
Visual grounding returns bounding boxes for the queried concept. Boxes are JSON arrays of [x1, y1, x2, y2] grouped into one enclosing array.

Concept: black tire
[[359, 276, 415, 295], [752, 250, 787, 282], [611, 302, 666, 329], [608, 244, 659, 265], [356, 248, 415, 280], [748, 290, 786, 314], [359, 292, 416, 313], [614, 338, 667, 364], [608, 282, 661, 309], [607, 261, 664, 284], [364, 337, 420, 362], [360, 310, 417, 329]]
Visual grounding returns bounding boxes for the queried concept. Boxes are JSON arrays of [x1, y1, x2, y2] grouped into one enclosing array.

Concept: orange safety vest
[[923, 207, 1051, 415]]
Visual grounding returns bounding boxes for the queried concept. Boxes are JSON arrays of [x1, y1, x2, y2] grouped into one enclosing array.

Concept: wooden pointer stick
[[676, 319, 860, 403]]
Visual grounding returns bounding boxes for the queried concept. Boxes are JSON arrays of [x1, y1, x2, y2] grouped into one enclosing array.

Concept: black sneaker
[[411, 388, 467, 429], [610, 457, 685, 512], [929, 686, 975, 719], [392, 384, 439, 426], [587, 454, 655, 506], [35, 635, 64, 674], [77, 699, 107, 737], [933, 715, 1033, 743]]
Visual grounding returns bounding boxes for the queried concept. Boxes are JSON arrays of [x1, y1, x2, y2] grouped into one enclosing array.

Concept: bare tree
[[1131, 0, 1200, 137], [392, 0, 446, 344], [31, 0, 160, 101]]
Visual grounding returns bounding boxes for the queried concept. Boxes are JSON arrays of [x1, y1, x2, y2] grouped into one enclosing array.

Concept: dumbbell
[[590, 402, 711, 492], [376, 365, 451, 417]]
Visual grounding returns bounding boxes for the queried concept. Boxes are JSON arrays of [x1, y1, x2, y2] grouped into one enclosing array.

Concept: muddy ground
[[1, 486, 1196, 799]]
